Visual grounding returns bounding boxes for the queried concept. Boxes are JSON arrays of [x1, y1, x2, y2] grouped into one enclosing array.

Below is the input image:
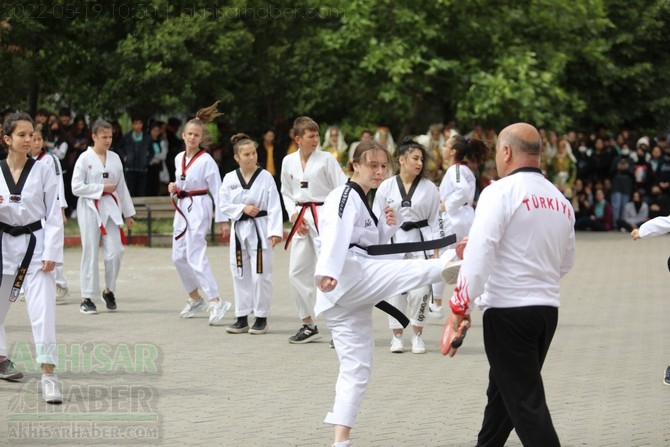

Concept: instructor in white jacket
[[446, 122, 575, 447]]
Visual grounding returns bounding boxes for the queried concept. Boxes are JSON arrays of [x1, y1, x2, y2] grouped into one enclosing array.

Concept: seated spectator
[[616, 190, 649, 232], [575, 188, 613, 231]]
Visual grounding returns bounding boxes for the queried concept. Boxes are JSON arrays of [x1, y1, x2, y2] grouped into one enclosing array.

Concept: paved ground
[[0, 231, 669, 446]]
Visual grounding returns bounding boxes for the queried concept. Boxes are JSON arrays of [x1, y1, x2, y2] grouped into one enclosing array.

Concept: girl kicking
[[314, 139, 459, 446]]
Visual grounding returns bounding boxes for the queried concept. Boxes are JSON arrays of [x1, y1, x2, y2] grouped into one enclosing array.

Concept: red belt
[[95, 192, 127, 244], [172, 189, 209, 240], [284, 201, 323, 250]]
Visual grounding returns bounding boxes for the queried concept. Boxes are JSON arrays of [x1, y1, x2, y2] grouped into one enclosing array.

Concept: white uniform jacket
[[0, 159, 64, 273], [450, 167, 575, 313], [280, 150, 348, 226], [72, 148, 135, 228], [373, 176, 442, 257], [172, 150, 226, 232], [638, 215, 670, 238], [439, 162, 476, 240], [314, 182, 402, 308], [35, 151, 67, 209], [219, 168, 283, 250]]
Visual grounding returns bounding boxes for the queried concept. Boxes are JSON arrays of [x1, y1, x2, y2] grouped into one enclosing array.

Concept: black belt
[[399, 219, 429, 231], [363, 234, 456, 256], [235, 210, 268, 275], [0, 221, 43, 302], [349, 234, 457, 328], [397, 219, 431, 259]]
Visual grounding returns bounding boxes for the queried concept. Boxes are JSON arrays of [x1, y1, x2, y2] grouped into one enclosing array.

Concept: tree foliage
[[1, 0, 668, 137]]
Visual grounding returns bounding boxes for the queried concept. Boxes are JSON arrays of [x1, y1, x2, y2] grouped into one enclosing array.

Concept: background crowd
[[0, 106, 669, 232]]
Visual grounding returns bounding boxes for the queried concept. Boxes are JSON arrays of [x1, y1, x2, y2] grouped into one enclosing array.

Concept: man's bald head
[[499, 123, 542, 156], [495, 123, 542, 177]]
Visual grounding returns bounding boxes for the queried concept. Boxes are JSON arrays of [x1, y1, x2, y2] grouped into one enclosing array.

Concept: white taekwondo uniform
[[35, 151, 68, 289], [437, 162, 477, 299], [637, 215, 670, 238], [280, 149, 347, 320], [72, 148, 135, 300], [439, 162, 476, 243], [0, 158, 63, 366], [171, 150, 226, 300], [314, 181, 452, 429], [373, 175, 441, 329], [219, 168, 283, 318]]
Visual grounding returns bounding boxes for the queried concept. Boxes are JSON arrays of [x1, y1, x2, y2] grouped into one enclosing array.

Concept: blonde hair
[[185, 100, 223, 150], [346, 139, 391, 174]]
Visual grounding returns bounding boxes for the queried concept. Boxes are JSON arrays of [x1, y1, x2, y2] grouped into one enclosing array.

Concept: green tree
[[567, 0, 670, 133], [1, 0, 669, 138]]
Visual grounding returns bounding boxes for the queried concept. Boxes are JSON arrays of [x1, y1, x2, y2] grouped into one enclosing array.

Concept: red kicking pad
[[440, 316, 470, 357]]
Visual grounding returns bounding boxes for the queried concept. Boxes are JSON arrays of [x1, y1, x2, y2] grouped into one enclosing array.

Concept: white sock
[[332, 441, 351, 447]]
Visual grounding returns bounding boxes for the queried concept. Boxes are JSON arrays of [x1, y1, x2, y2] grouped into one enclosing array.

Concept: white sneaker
[[208, 300, 232, 326], [442, 260, 462, 284], [41, 374, 63, 404], [56, 285, 69, 304], [390, 334, 404, 353], [411, 333, 426, 354], [179, 298, 208, 318], [428, 303, 444, 319]]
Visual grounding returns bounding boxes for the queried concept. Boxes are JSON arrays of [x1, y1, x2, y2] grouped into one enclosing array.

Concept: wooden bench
[[128, 196, 218, 247], [128, 196, 175, 247]]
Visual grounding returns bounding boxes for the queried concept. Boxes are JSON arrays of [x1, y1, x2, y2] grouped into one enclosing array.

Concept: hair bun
[[230, 133, 251, 145]]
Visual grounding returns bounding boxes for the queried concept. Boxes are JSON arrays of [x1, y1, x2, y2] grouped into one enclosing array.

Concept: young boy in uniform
[[280, 116, 348, 343]]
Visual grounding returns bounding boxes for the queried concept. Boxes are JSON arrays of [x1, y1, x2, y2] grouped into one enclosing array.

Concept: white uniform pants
[[78, 213, 124, 299], [0, 271, 57, 366], [387, 285, 431, 329], [387, 253, 431, 329], [230, 241, 273, 318], [55, 265, 67, 288], [288, 229, 318, 320], [322, 257, 445, 428], [172, 215, 220, 300]]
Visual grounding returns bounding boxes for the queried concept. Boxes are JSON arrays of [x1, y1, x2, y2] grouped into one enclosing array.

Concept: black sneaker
[[80, 298, 98, 315], [0, 358, 23, 381], [288, 324, 322, 344], [102, 291, 117, 310], [226, 316, 249, 334], [249, 317, 268, 335], [664, 366, 670, 386]]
